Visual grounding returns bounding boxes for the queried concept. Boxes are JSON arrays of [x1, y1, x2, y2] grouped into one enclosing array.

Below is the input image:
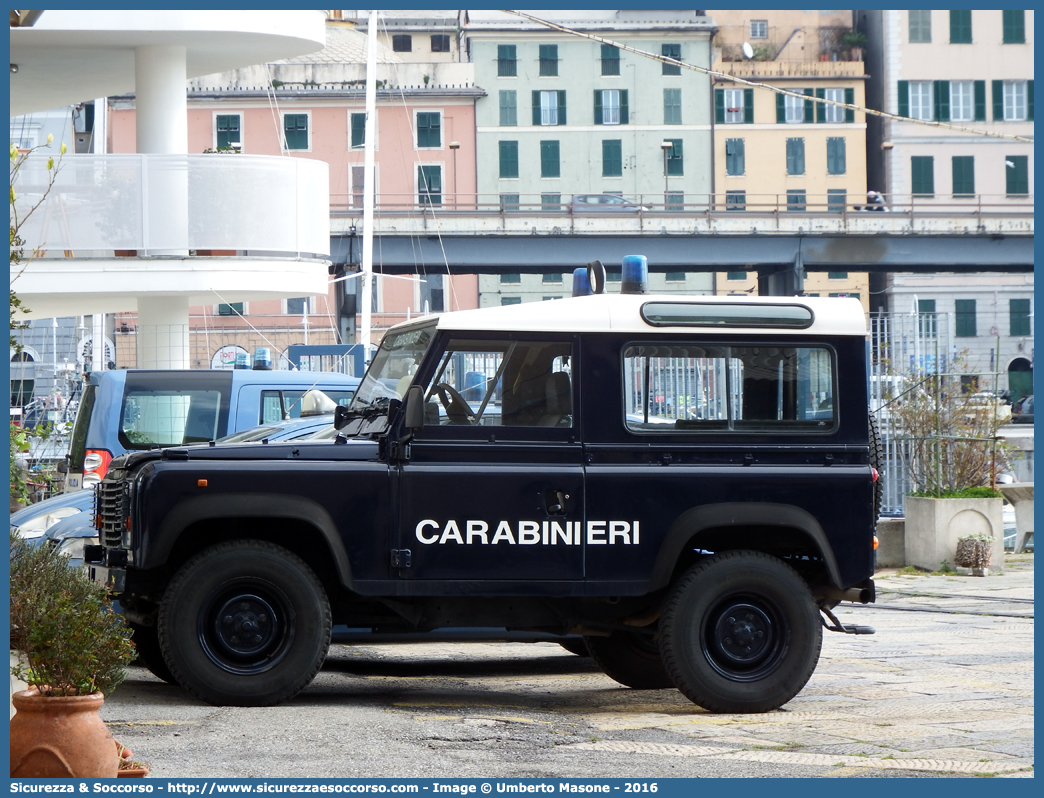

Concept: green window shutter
[[350, 113, 366, 148], [417, 112, 441, 147], [827, 189, 847, 212], [955, 299, 977, 337], [540, 140, 560, 178], [532, 90, 541, 126], [827, 137, 846, 175], [538, 44, 558, 77], [844, 88, 855, 123], [992, 80, 1004, 121], [949, 10, 971, 43], [815, 89, 825, 123], [1010, 298, 1031, 336], [497, 44, 517, 77], [594, 90, 603, 125], [951, 155, 974, 196], [743, 88, 754, 123], [666, 138, 683, 176], [620, 90, 629, 124], [897, 81, 909, 117], [973, 80, 986, 121], [663, 88, 682, 125], [715, 89, 725, 123], [218, 303, 244, 316], [601, 44, 621, 76], [216, 114, 240, 149], [803, 88, 815, 123], [499, 91, 517, 127], [602, 140, 622, 177], [786, 138, 805, 175], [499, 141, 519, 179], [1028, 80, 1034, 121], [1006, 155, 1028, 195], [1003, 10, 1025, 44], [661, 43, 682, 75], [776, 92, 786, 123], [418, 165, 441, 205], [558, 91, 567, 125], [725, 138, 745, 175], [911, 155, 934, 196], [933, 80, 950, 122]]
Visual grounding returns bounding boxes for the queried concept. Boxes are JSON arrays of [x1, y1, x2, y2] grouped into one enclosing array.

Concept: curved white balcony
[[12, 153, 330, 257]]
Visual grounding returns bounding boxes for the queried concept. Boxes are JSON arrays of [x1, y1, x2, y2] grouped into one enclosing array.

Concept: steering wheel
[[434, 383, 474, 424]]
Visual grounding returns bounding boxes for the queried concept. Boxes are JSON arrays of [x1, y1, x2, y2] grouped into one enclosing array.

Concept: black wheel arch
[[139, 493, 354, 589], [649, 502, 843, 592]]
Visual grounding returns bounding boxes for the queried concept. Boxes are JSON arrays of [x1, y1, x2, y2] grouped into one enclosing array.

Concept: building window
[[218, 303, 244, 316], [786, 138, 805, 175], [823, 88, 845, 123], [215, 114, 240, 149], [665, 272, 685, 283], [828, 272, 848, 279], [601, 44, 620, 76], [661, 43, 682, 75], [540, 140, 560, 178], [501, 273, 521, 284], [786, 190, 806, 211], [602, 139, 622, 177], [784, 93, 805, 123], [750, 20, 768, 39], [664, 139, 683, 176], [497, 44, 517, 77], [541, 194, 561, 211], [1000, 80, 1029, 121], [949, 81, 974, 121], [918, 299, 937, 338], [392, 34, 412, 52], [909, 10, 931, 42], [499, 91, 517, 126], [349, 164, 372, 208], [827, 188, 847, 212], [1006, 155, 1029, 195], [539, 44, 558, 77], [430, 34, 450, 53], [778, 88, 814, 123], [500, 193, 520, 212], [909, 81, 933, 120], [501, 297, 522, 306], [911, 156, 935, 196], [727, 271, 747, 281], [717, 88, 753, 124], [416, 112, 441, 148], [595, 89, 628, 125], [949, 10, 972, 43], [952, 155, 975, 196], [286, 297, 309, 315], [826, 137, 846, 175], [1003, 10, 1025, 43], [1010, 298, 1031, 336], [542, 272, 562, 284], [350, 112, 366, 148], [955, 299, 977, 337], [534, 90, 566, 126], [499, 141, 519, 179], [283, 114, 308, 150], [417, 165, 442, 206], [725, 138, 745, 176], [725, 190, 746, 211], [421, 274, 444, 313], [663, 88, 682, 125], [665, 191, 685, 211]]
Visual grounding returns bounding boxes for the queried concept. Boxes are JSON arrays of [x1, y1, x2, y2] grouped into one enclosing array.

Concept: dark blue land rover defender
[[88, 263, 880, 712]]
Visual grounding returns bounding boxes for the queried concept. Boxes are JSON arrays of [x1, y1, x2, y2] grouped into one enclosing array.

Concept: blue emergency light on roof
[[234, 351, 250, 369], [621, 255, 649, 295], [252, 347, 273, 370], [572, 268, 592, 297]]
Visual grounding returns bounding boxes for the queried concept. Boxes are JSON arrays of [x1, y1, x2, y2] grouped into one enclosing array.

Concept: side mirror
[[334, 404, 351, 431], [404, 385, 424, 431]]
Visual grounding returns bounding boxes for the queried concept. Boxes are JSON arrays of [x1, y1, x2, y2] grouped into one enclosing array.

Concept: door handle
[[546, 489, 568, 515]]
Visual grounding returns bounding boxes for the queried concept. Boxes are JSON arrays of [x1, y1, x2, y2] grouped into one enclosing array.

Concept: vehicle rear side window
[[68, 383, 97, 470], [119, 389, 229, 447], [623, 343, 834, 433], [260, 390, 356, 422]]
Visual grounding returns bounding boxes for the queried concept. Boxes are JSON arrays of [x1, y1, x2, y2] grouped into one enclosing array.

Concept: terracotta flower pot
[[118, 766, 150, 778], [10, 690, 118, 778]]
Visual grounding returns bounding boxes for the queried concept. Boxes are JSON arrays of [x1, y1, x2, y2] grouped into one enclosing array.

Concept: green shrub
[[909, 487, 1003, 499], [10, 531, 135, 696]]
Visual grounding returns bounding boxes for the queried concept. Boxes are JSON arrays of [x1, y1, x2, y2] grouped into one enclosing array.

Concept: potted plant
[[954, 533, 994, 576], [841, 29, 866, 60], [886, 354, 1008, 573], [115, 740, 150, 778], [9, 531, 136, 778]]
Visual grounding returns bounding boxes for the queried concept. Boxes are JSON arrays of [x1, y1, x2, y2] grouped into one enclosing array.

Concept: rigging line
[[503, 10, 1034, 144], [263, 63, 288, 155]]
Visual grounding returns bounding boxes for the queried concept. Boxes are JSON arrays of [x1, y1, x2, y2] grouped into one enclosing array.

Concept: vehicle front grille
[[95, 480, 129, 548]]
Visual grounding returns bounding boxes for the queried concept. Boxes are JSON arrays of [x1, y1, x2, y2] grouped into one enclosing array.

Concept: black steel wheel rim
[[700, 594, 789, 682], [198, 579, 296, 675]]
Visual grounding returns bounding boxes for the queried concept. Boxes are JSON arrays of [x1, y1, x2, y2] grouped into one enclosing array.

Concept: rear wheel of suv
[[869, 412, 884, 522], [584, 628, 673, 689], [158, 540, 331, 706], [660, 551, 822, 713]]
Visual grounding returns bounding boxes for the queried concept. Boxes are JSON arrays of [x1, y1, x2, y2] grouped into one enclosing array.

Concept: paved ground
[[101, 554, 1034, 779]]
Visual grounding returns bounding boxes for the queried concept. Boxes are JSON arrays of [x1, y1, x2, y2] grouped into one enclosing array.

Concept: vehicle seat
[[538, 372, 572, 427]]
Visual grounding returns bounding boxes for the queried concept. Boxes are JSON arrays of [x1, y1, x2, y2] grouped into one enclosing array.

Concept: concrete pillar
[[136, 296, 190, 369], [135, 45, 187, 154]]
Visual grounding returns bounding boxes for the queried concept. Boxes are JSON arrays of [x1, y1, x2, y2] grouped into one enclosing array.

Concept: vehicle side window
[[623, 343, 834, 433], [422, 339, 573, 428], [120, 390, 224, 447], [260, 389, 355, 422]]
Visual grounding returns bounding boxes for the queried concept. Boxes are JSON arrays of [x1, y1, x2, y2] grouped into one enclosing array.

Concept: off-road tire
[[128, 621, 177, 685], [558, 638, 589, 657], [660, 551, 822, 713], [869, 412, 884, 522], [584, 629, 674, 689], [158, 540, 331, 707]]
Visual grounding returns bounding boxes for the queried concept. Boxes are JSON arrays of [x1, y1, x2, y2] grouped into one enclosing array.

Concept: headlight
[[15, 508, 81, 539]]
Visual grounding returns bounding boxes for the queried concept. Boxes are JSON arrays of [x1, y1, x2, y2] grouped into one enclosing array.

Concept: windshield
[[348, 324, 435, 424]]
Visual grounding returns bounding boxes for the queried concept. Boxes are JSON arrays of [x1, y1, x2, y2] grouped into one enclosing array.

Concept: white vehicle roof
[[392, 293, 866, 337]]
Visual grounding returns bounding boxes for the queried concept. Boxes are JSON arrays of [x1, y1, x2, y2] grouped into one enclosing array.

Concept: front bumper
[[86, 563, 126, 594]]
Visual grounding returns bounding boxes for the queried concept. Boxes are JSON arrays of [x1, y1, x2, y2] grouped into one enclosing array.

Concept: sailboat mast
[[359, 9, 378, 360]]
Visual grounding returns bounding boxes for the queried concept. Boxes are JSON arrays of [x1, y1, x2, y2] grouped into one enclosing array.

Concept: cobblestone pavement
[[102, 554, 1033, 779]]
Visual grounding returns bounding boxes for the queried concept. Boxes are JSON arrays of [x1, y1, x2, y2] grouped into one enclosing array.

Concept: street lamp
[[660, 141, 673, 209], [449, 141, 460, 208]]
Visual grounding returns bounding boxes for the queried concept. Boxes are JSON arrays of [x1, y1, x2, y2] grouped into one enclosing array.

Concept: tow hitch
[[820, 605, 875, 635]]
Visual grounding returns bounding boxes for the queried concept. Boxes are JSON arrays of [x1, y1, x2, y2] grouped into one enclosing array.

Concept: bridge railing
[[331, 192, 1034, 217]]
